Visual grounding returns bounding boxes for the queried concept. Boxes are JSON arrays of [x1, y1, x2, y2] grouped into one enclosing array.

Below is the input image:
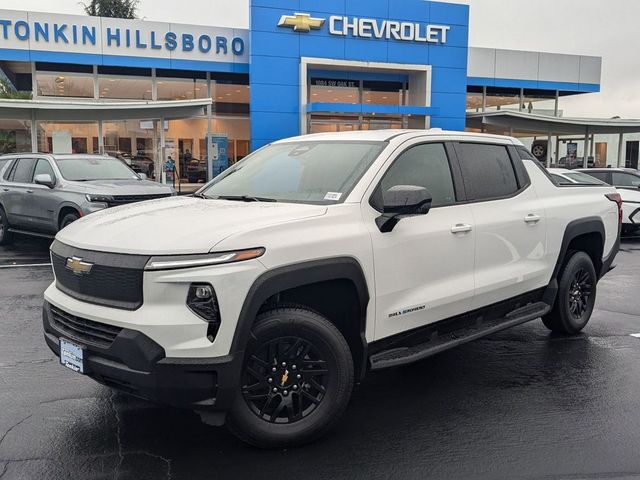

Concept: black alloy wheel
[[567, 268, 593, 319], [241, 336, 328, 424], [227, 306, 354, 448], [542, 251, 597, 334]]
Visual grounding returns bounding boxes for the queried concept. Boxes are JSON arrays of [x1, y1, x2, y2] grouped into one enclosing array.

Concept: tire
[[227, 306, 354, 448], [542, 251, 597, 334], [0, 207, 13, 245], [531, 143, 547, 160], [60, 212, 80, 230]]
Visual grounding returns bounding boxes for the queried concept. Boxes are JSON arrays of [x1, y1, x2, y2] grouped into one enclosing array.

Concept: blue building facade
[[0, 0, 602, 176]]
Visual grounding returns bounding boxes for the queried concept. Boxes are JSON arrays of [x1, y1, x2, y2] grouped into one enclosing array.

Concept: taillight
[[606, 193, 623, 225]]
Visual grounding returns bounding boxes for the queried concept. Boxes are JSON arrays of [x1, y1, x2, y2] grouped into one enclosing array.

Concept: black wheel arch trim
[[230, 256, 370, 380], [552, 216, 616, 283]]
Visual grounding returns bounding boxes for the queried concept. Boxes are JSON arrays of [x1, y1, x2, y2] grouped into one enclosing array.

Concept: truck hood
[[56, 196, 328, 255], [71, 179, 174, 195], [618, 187, 640, 202]]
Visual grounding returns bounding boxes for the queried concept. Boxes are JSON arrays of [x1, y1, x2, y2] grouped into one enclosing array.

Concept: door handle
[[524, 214, 541, 223], [451, 223, 473, 234], [1, 188, 8, 192], [26, 189, 34, 194]]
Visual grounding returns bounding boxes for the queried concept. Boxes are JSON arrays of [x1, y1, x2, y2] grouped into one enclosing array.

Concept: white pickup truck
[[43, 130, 621, 448]]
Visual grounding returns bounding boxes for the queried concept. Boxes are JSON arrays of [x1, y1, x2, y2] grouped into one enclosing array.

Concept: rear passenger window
[[374, 143, 456, 210], [10, 158, 36, 183], [612, 172, 640, 188], [586, 171, 609, 183], [457, 144, 519, 201]]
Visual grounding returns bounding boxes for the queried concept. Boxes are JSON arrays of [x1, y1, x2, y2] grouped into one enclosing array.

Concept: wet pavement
[[2, 238, 640, 479]]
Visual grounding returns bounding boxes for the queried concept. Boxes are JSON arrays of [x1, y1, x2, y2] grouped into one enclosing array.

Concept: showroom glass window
[[157, 70, 208, 101], [36, 63, 93, 98], [37, 122, 98, 154], [98, 66, 152, 100]]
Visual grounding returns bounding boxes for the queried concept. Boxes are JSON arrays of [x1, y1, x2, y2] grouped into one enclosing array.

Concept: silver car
[[0, 154, 174, 245]]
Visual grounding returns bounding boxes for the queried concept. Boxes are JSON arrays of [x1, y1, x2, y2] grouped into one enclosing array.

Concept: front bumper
[[43, 301, 242, 413]]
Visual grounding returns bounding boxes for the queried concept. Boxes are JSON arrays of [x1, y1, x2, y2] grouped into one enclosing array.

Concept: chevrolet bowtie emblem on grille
[[65, 257, 93, 275], [277, 13, 325, 32]]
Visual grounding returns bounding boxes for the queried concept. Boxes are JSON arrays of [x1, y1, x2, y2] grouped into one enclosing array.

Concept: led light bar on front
[[144, 248, 265, 271]]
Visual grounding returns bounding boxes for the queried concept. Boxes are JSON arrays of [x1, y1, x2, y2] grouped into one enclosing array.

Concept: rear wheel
[[0, 207, 13, 245], [227, 306, 354, 448], [542, 251, 597, 334], [60, 212, 80, 230]]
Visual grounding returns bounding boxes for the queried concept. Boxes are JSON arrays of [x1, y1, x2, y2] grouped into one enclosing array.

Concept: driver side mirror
[[34, 173, 55, 189], [376, 185, 432, 233]]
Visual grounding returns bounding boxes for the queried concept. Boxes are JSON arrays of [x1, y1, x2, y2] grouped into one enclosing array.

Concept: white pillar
[[97, 120, 104, 154], [618, 133, 625, 167], [583, 128, 590, 168], [546, 132, 553, 167]]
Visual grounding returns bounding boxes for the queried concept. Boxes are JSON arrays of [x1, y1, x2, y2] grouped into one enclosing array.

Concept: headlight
[[86, 194, 114, 203], [144, 247, 265, 271]]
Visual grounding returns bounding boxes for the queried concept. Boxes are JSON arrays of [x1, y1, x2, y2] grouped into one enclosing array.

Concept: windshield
[[200, 141, 386, 204], [565, 172, 606, 185], [56, 157, 140, 181]]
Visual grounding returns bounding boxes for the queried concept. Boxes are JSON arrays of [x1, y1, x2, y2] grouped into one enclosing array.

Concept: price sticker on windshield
[[324, 192, 342, 201]]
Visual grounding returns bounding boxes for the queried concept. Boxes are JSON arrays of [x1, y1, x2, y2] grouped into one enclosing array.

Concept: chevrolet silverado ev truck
[[43, 130, 621, 448]]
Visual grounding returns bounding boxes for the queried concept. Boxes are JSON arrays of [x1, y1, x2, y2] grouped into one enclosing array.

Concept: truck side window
[[457, 143, 519, 201], [372, 143, 456, 211]]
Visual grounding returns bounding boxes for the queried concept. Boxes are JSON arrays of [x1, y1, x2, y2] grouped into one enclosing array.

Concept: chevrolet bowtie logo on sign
[[278, 13, 325, 32], [65, 257, 93, 276]]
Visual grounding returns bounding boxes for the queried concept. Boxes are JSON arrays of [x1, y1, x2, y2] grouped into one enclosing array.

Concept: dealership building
[[0, 0, 636, 182]]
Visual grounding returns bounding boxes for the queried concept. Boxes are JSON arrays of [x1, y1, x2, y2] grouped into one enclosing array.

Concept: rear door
[[2, 157, 36, 228], [453, 142, 548, 309], [365, 140, 476, 340]]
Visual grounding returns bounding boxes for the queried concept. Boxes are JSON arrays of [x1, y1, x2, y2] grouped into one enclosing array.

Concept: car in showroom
[[186, 158, 207, 183], [0, 153, 174, 244], [576, 167, 640, 235], [43, 130, 621, 448]]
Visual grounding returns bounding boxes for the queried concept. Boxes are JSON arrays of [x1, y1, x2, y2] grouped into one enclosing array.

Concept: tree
[[0, 79, 32, 100], [82, 0, 139, 19]]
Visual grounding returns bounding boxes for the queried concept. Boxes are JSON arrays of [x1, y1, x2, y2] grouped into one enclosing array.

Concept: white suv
[[43, 130, 621, 447]]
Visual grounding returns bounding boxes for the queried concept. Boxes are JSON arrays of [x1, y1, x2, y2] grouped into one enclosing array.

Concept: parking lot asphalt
[[2, 237, 640, 480]]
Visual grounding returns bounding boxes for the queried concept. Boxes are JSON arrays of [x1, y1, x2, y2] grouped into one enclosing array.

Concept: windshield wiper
[[215, 195, 277, 203], [192, 192, 208, 199]]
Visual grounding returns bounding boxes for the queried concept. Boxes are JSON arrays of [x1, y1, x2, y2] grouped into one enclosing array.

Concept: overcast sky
[[2, 0, 637, 118]]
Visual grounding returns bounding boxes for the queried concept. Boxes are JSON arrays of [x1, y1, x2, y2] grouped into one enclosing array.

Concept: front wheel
[[227, 306, 354, 448], [59, 212, 80, 230], [0, 207, 13, 245], [542, 251, 597, 334]]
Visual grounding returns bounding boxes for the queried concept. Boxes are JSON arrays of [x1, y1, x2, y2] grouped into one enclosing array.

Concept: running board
[[8, 228, 54, 239], [369, 301, 551, 371]]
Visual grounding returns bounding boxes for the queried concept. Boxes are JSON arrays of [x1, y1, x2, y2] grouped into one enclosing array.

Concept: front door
[[27, 158, 58, 232], [364, 141, 476, 341], [453, 142, 548, 309]]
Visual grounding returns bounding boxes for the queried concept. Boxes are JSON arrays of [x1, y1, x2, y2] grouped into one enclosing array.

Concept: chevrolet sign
[[65, 257, 93, 275], [277, 12, 450, 45], [329, 16, 450, 44]]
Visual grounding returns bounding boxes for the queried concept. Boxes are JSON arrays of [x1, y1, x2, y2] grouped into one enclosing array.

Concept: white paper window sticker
[[324, 192, 342, 201]]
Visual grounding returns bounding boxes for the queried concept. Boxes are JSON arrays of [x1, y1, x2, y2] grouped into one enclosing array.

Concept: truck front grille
[[50, 241, 150, 310], [107, 194, 172, 207]]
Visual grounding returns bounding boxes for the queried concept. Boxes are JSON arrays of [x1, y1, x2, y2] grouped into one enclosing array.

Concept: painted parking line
[[0, 263, 52, 269], [631, 334, 640, 338]]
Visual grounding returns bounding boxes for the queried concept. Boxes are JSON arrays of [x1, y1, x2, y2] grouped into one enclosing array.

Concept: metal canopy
[[0, 98, 212, 121], [467, 111, 640, 135]]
